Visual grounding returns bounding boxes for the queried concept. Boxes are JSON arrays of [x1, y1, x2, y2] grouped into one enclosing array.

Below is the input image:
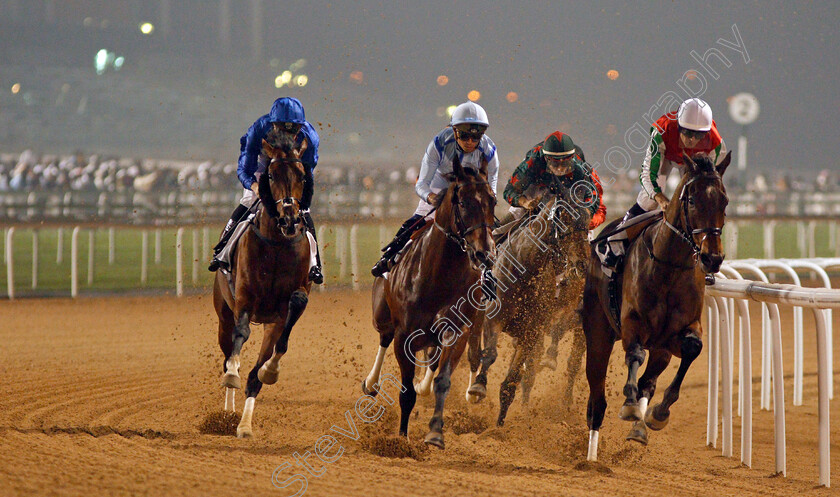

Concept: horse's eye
[[688, 197, 695, 206]]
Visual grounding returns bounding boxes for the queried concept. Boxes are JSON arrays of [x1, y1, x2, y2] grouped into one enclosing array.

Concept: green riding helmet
[[542, 132, 576, 158]]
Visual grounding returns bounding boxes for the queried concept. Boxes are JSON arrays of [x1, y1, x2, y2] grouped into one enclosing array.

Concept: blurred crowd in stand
[[1, 149, 839, 196]]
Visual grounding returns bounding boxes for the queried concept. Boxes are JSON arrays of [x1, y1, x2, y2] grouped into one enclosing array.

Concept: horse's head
[[545, 184, 592, 278], [258, 133, 307, 238], [437, 155, 497, 270], [672, 151, 731, 273]]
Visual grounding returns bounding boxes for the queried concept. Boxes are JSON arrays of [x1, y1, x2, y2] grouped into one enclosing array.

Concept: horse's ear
[[297, 137, 308, 158], [682, 152, 698, 175], [716, 151, 732, 177], [451, 154, 465, 179], [262, 138, 276, 158]]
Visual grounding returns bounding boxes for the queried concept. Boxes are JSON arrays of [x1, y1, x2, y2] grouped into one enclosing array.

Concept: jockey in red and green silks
[[626, 97, 727, 221], [503, 131, 606, 230]]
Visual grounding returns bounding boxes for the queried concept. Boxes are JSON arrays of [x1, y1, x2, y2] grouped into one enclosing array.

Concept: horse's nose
[[700, 253, 723, 273]]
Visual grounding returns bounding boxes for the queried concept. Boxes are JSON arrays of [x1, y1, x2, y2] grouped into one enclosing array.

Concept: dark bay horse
[[466, 189, 592, 426], [214, 134, 312, 438], [362, 156, 496, 449], [583, 152, 730, 461]]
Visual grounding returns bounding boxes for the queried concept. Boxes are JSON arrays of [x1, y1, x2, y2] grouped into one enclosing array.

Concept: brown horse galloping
[[362, 156, 496, 449], [214, 134, 312, 438], [583, 152, 730, 461], [467, 190, 592, 427]]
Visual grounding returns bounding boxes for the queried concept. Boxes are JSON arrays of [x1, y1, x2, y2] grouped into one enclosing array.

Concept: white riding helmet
[[450, 101, 489, 128], [677, 98, 713, 132]]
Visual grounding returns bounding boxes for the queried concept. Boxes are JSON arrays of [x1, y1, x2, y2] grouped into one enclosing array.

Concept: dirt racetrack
[[0, 290, 838, 496]]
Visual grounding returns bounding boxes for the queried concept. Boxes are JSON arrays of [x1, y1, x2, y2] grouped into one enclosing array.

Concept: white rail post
[[807, 221, 817, 259], [737, 298, 753, 468], [830, 221, 836, 251], [706, 296, 719, 448], [56, 226, 64, 264], [379, 224, 389, 249], [192, 228, 199, 284], [768, 303, 787, 476], [154, 228, 162, 264], [350, 224, 360, 290], [337, 226, 348, 283], [726, 221, 738, 260], [317, 224, 327, 292], [762, 221, 775, 259], [141, 230, 149, 285], [70, 227, 80, 298], [87, 229, 95, 285], [797, 221, 807, 258], [5, 227, 14, 299], [812, 308, 831, 487], [714, 297, 733, 458], [31, 229, 38, 289], [176, 228, 184, 297], [108, 227, 115, 264], [2, 227, 6, 264], [836, 221, 840, 257], [202, 226, 210, 263]]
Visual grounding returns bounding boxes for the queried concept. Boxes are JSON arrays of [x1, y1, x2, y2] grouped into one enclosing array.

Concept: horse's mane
[[691, 154, 717, 176], [265, 128, 298, 155]]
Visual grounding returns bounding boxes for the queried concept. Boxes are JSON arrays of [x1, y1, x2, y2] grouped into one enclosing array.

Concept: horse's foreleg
[[259, 290, 308, 385], [465, 314, 484, 403], [619, 336, 646, 422], [647, 329, 702, 431], [217, 299, 237, 410], [222, 310, 251, 389], [561, 327, 586, 408], [521, 344, 539, 407], [497, 344, 527, 427], [583, 295, 613, 462], [541, 322, 563, 371], [414, 350, 437, 396], [469, 319, 500, 401], [363, 331, 395, 396], [394, 334, 417, 438], [425, 339, 466, 449], [626, 348, 672, 445]]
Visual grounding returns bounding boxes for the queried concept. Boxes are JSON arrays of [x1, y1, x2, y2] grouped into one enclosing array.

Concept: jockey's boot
[[302, 211, 324, 284], [208, 204, 248, 272], [598, 203, 647, 272], [371, 214, 424, 277]]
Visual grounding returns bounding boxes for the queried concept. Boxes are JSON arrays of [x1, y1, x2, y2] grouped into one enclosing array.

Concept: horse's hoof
[[236, 426, 253, 438], [467, 383, 486, 402], [221, 372, 241, 389], [618, 403, 642, 421], [626, 420, 648, 445], [258, 365, 279, 385], [361, 379, 379, 397], [645, 404, 670, 431], [424, 431, 445, 449], [414, 382, 431, 396]]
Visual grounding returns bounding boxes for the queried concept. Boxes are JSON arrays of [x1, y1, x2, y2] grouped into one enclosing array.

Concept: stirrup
[[371, 257, 391, 278]]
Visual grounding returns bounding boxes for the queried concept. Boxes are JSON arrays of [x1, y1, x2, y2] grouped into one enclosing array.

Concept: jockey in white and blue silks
[[371, 101, 500, 278], [209, 97, 323, 284]]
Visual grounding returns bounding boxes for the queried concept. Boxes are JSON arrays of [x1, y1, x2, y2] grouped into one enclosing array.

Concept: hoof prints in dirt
[[1, 425, 175, 440], [361, 435, 428, 460], [573, 460, 613, 475], [198, 411, 241, 436]]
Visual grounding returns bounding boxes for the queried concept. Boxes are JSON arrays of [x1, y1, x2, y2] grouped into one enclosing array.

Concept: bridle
[[252, 156, 306, 244], [649, 173, 726, 269], [433, 180, 494, 261]]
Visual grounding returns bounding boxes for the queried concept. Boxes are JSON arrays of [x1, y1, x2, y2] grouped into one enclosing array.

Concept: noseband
[[653, 173, 726, 268], [433, 180, 494, 257]]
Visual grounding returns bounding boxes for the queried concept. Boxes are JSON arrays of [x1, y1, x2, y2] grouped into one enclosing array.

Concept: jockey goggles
[[456, 130, 484, 143], [679, 127, 708, 140]]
